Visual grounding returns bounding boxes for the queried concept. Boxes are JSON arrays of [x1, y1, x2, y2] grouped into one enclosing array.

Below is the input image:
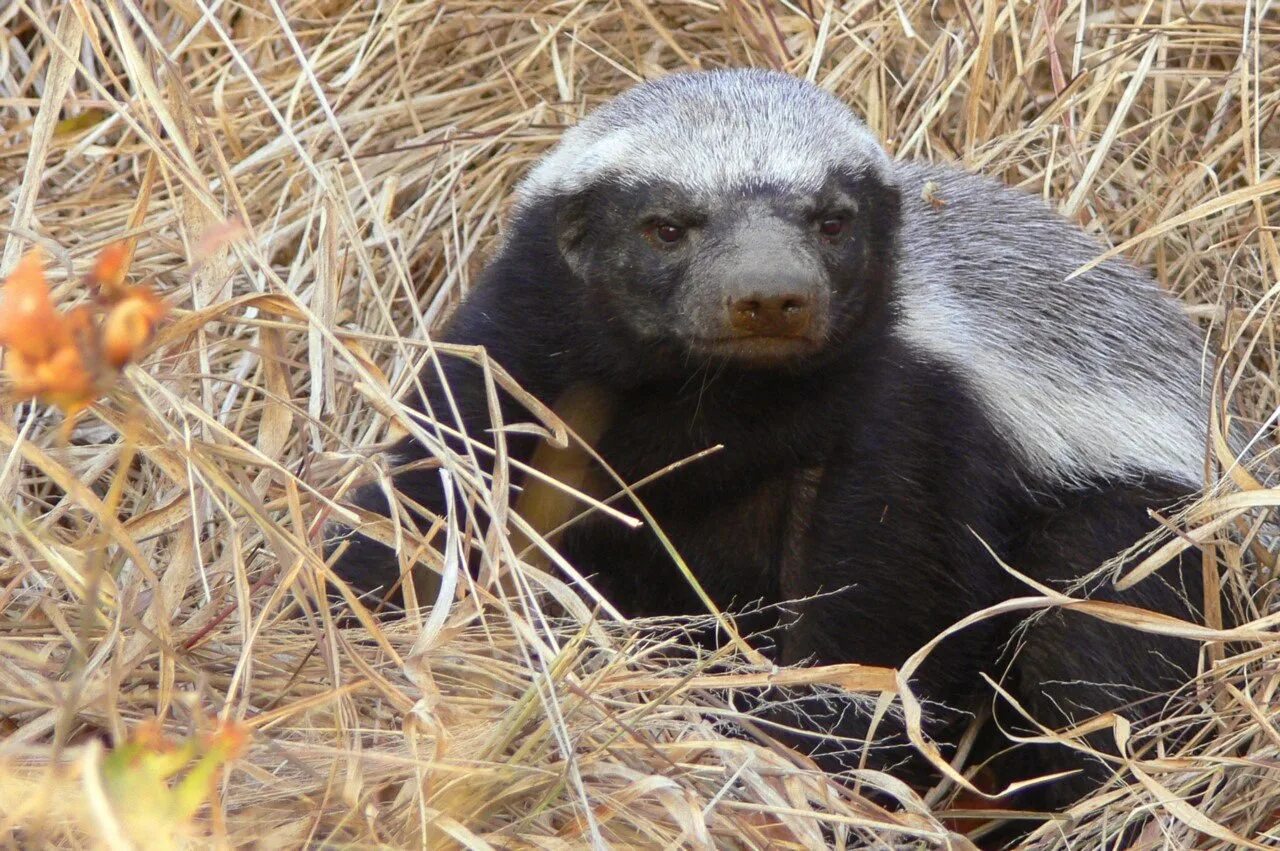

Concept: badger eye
[[653, 223, 686, 244], [818, 217, 847, 238]]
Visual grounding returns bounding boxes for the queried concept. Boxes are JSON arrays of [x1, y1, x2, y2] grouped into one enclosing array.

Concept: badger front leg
[[326, 283, 570, 607], [326, 356, 541, 606]]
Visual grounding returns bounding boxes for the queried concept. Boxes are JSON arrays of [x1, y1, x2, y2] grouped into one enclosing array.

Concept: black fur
[[328, 169, 1204, 817]]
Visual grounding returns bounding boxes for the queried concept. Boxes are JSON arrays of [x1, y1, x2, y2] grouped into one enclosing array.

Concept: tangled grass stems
[[0, 1, 1278, 848]]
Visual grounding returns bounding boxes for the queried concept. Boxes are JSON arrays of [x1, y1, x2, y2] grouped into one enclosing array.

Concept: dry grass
[[1, 0, 1278, 848]]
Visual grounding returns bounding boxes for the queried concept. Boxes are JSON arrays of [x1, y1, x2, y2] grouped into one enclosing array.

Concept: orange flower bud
[[102, 287, 166, 367], [91, 241, 130, 302], [1, 244, 166, 416], [0, 251, 70, 362], [4, 350, 39, 397], [6, 343, 96, 413], [34, 346, 96, 411], [205, 721, 250, 759]]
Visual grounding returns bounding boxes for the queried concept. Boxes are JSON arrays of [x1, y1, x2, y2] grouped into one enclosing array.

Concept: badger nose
[[729, 293, 813, 337]]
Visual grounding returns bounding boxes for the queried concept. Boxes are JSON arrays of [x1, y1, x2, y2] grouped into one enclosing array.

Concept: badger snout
[[694, 243, 830, 362], [729, 291, 814, 338]]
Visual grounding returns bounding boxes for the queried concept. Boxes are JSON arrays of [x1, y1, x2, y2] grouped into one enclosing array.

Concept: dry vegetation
[[1, 0, 1278, 848]]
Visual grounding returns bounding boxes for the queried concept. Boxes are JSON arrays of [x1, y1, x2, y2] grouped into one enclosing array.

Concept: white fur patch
[[518, 69, 890, 204], [891, 161, 1206, 487]]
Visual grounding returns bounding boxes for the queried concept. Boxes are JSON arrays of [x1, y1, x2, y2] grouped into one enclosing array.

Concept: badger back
[[891, 161, 1207, 489]]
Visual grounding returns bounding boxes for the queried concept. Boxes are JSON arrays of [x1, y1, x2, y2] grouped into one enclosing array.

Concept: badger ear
[[552, 189, 592, 276]]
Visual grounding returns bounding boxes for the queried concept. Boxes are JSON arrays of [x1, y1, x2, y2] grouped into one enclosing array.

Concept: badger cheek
[[598, 287, 666, 340], [674, 279, 732, 342]]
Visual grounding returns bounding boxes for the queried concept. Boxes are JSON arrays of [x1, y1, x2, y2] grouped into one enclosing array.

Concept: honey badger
[[331, 69, 1208, 810]]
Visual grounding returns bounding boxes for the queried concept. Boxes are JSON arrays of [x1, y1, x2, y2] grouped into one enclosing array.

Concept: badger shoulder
[[886, 160, 1206, 489]]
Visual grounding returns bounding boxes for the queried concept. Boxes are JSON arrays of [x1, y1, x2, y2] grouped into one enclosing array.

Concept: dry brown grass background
[[1, 1, 1279, 848]]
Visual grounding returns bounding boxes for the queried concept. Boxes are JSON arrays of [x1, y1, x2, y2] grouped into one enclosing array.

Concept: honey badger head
[[515, 69, 901, 370]]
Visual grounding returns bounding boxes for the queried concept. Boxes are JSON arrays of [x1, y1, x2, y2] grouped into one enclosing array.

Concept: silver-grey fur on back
[[518, 69, 1207, 489], [891, 161, 1205, 487]]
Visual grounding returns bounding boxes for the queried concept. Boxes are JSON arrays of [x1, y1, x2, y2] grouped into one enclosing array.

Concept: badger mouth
[[688, 334, 823, 364]]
